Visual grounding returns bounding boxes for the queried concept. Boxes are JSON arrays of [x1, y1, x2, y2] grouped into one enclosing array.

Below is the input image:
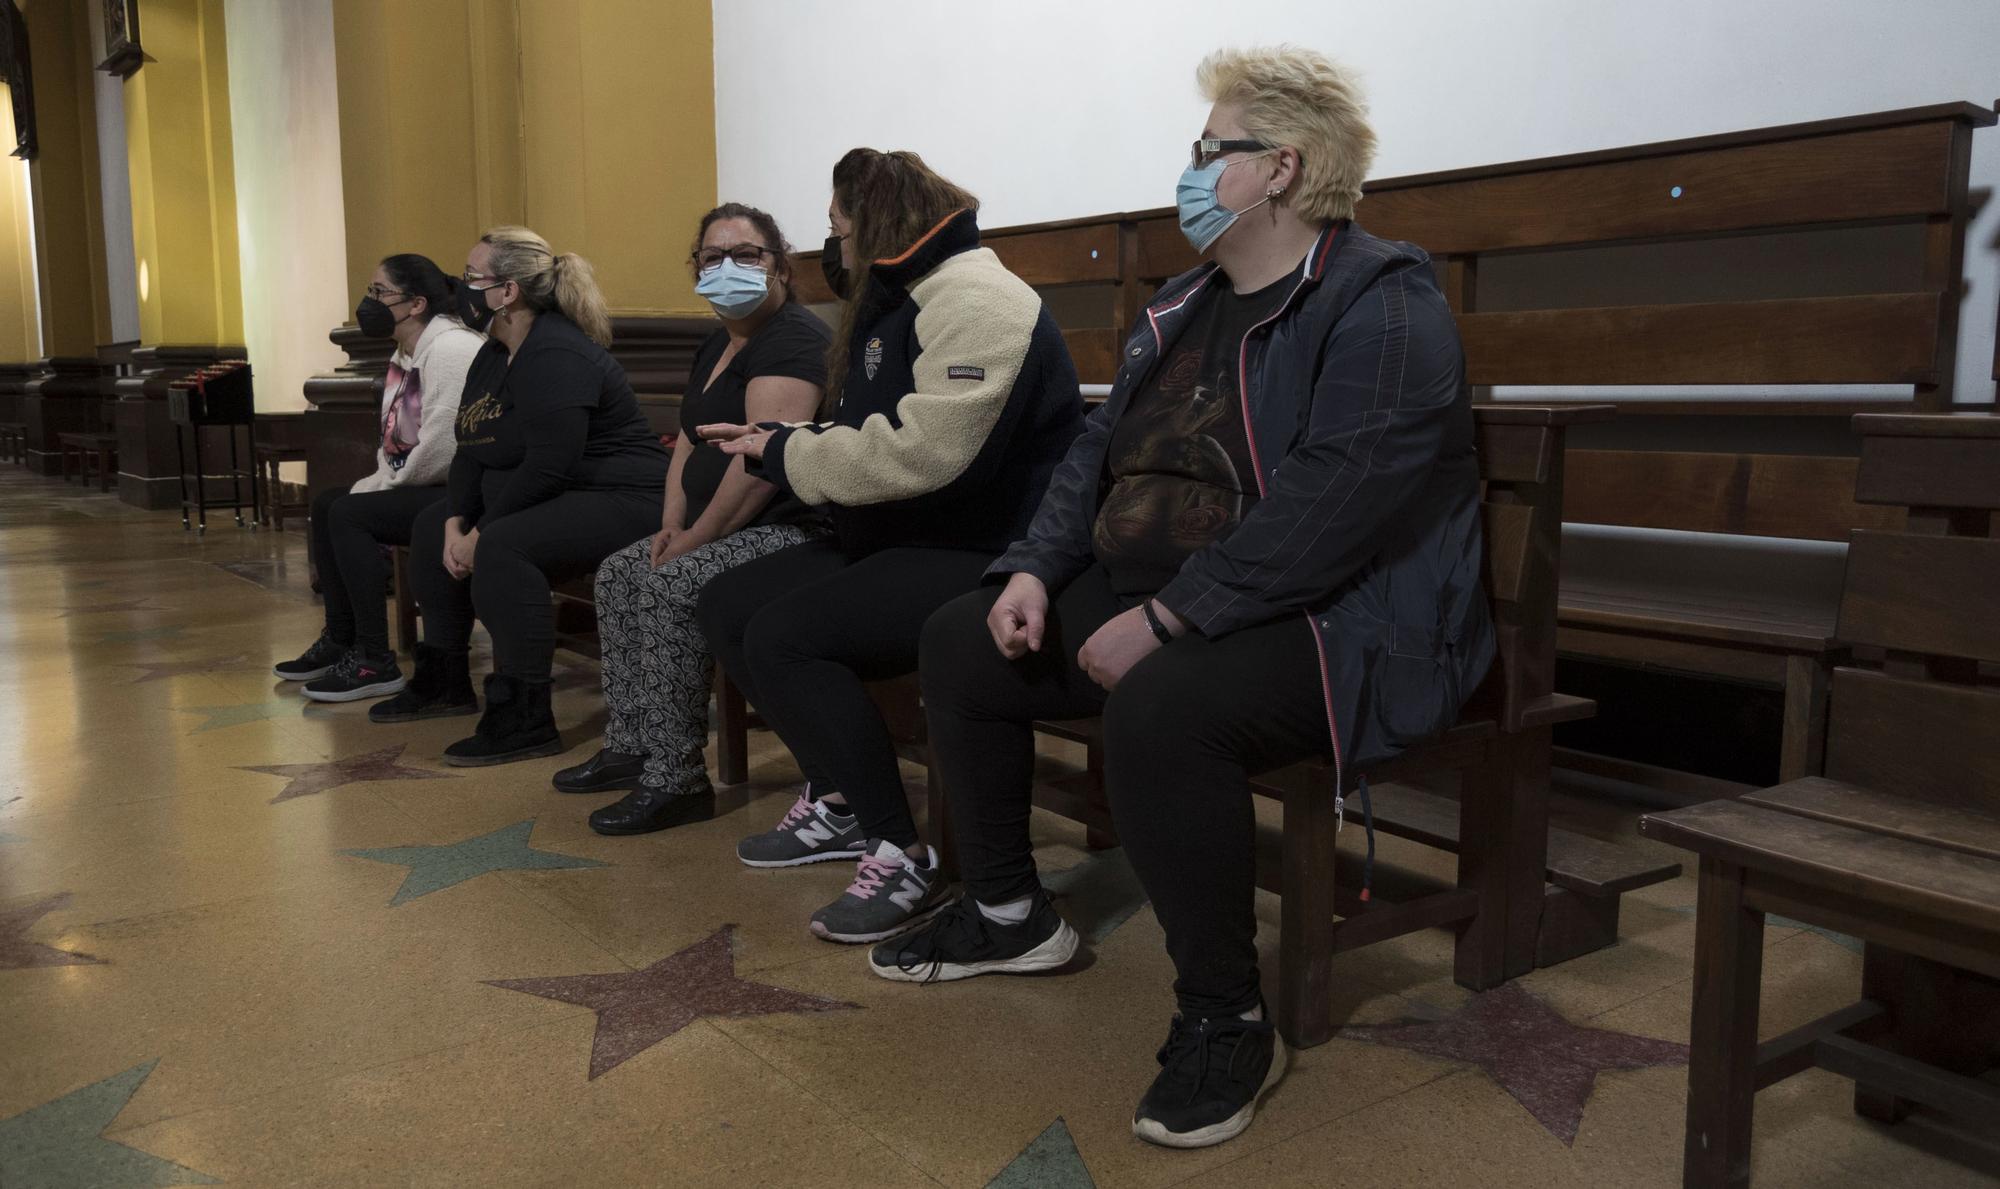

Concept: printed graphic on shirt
[[383, 364, 424, 470], [457, 392, 501, 437], [863, 336, 884, 381]]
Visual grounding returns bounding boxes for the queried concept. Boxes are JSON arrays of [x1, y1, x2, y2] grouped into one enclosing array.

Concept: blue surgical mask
[[1176, 156, 1274, 253], [695, 259, 769, 319]]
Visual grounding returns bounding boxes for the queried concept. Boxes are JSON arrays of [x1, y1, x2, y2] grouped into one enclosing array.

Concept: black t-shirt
[[1092, 273, 1290, 596], [680, 303, 830, 529], [448, 312, 669, 527]]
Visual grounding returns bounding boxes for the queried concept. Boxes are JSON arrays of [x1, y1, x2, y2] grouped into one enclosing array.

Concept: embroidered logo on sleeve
[[864, 337, 884, 381], [947, 365, 986, 381]]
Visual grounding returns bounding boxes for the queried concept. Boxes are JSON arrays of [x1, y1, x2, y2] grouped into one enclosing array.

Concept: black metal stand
[[174, 423, 260, 534]]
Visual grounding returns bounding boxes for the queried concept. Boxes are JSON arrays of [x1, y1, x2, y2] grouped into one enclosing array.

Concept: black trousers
[[408, 490, 661, 681], [920, 565, 1328, 1018], [695, 540, 995, 849], [310, 483, 444, 656]]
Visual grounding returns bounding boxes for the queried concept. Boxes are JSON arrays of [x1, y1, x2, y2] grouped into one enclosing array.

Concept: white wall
[[714, 0, 2000, 403], [222, 0, 348, 412]]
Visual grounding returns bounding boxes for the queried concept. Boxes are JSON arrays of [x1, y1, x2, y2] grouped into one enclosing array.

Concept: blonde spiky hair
[[1197, 46, 1377, 223]]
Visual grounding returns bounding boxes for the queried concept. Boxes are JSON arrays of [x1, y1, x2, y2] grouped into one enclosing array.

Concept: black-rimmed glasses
[[692, 245, 780, 271], [365, 285, 412, 303]]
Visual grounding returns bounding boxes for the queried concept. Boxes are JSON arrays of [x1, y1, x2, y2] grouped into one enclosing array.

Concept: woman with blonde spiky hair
[[892, 46, 1495, 1150], [377, 226, 672, 767]]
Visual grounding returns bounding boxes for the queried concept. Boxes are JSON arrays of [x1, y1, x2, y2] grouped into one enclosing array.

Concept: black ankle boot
[[442, 674, 563, 767], [369, 644, 478, 723]]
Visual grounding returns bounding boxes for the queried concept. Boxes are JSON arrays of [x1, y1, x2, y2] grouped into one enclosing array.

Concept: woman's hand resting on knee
[[988, 572, 1049, 660]]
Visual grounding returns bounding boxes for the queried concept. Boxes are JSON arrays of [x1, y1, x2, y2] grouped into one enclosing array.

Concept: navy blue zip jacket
[[992, 221, 1495, 787]]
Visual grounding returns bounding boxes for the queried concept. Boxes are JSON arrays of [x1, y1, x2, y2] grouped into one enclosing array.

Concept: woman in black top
[[552, 204, 831, 835], [372, 225, 671, 767]]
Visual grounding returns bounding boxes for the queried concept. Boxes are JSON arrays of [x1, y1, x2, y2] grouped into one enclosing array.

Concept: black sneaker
[[273, 633, 347, 682], [1131, 1011, 1288, 1149], [869, 892, 1078, 983], [302, 650, 408, 703]]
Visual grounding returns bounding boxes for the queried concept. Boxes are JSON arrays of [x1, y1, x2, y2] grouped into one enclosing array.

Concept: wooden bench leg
[[1454, 739, 1513, 990], [1684, 856, 1764, 1189], [1276, 773, 1340, 1049], [1778, 654, 1831, 783], [714, 671, 749, 786], [97, 448, 114, 492], [1502, 733, 1554, 980], [1082, 732, 1118, 851]]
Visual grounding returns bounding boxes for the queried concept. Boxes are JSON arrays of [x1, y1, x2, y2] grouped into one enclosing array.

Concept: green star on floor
[[343, 820, 608, 906], [0, 1060, 218, 1186], [988, 1118, 1095, 1188], [172, 697, 302, 734]]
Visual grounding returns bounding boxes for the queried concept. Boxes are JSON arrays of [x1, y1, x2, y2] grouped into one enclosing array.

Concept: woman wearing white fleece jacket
[[276, 253, 485, 702]]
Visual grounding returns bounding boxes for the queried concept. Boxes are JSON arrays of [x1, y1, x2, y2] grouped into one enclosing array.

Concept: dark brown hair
[[689, 202, 796, 303], [824, 148, 979, 411], [378, 253, 456, 324]]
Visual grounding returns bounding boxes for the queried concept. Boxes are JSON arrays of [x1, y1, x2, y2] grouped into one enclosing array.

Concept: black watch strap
[[1141, 600, 1175, 645]]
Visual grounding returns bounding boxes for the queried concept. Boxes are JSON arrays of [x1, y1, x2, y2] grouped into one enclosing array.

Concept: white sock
[[976, 895, 1034, 926], [1241, 1004, 1264, 1022], [809, 787, 853, 818]]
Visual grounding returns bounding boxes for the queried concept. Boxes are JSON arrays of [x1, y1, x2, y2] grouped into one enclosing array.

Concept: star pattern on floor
[[1337, 982, 1688, 1145], [96, 626, 185, 645], [237, 744, 458, 804], [173, 696, 302, 734], [124, 654, 253, 684], [344, 821, 608, 906], [484, 925, 858, 1079], [55, 599, 169, 618], [0, 892, 105, 970], [1041, 848, 1149, 944], [0, 1060, 219, 1186], [987, 1118, 1095, 1188]]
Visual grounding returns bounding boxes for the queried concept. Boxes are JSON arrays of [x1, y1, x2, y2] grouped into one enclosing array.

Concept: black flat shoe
[[589, 786, 717, 836], [552, 748, 646, 794]]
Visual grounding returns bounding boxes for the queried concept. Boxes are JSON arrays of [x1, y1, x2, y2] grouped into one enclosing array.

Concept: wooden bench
[[0, 420, 25, 464], [1639, 412, 2000, 1187], [974, 405, 1680, 1047], [58, 428, 119, 492]]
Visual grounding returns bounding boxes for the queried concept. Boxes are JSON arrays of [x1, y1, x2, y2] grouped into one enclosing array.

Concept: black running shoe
[[1131, 1011, 1287, 1149], [302, 650, 408, 703], [869, 892, 1078, 983], [273, 633, 347, 682]]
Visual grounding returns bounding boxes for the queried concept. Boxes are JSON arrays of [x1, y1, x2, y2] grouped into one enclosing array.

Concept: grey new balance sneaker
[[809, 839, 952, 944], [736, 790, 868, 869]]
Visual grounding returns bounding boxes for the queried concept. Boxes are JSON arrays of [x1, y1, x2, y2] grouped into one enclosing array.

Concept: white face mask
[[695, 258, 770, 319]]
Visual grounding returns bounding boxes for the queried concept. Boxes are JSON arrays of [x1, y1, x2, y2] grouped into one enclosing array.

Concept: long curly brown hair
[[822, 148, 979, 413]]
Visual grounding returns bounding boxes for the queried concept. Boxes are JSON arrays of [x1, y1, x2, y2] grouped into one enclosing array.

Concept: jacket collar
[[869, 207, 981, 292], [1145, 220, 1346, 319]]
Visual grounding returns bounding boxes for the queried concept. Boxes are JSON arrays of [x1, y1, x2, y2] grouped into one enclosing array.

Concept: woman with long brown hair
[[695, 148, 1084, 944]]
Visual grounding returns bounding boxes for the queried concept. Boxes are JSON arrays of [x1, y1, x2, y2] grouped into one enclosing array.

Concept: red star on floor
[[1338, 982, 1688, 1144], [236, 744, 458, 804], [485, 925, 858, 1079], [0, 892, 104, 970]]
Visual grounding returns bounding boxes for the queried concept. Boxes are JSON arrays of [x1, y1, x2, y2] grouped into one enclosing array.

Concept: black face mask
[[456, 280, 499, 332], [820, 235, 851, 299], [355, 296, 404, 339]]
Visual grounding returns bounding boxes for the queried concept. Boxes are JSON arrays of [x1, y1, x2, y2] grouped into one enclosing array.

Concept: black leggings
[[408, 490, 661, 681], [309, 483, 443, 655], [695, 540, 995, 849], [920, 565, 1328, 1018]]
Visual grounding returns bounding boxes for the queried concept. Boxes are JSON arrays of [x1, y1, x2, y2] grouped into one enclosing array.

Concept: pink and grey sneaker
[[302, 650, 408, 703], [736, 789, 867, 869], [808, 838, 952, 944]]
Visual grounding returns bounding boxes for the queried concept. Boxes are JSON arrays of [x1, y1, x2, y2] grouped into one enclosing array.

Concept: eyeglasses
[[1190, 138, 1274, 170], [460, 269, 506, 287], [692, 244, 780, 271], [365, 285, 412, 303]]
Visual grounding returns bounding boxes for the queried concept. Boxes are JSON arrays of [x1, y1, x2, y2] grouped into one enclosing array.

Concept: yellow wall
[[124, 0, 243, 346], [21, 0, 110, 356], [332, 0, 716, 318], [0, 91, 39, 361], [518, 0, 716, 316]]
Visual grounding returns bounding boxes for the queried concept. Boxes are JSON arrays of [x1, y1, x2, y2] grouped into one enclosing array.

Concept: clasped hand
[[986, 572, 1171, 692]]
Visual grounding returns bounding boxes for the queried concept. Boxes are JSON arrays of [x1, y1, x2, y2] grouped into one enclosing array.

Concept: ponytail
[[551, 252, 613, 347], [477, 225, 615, 347]]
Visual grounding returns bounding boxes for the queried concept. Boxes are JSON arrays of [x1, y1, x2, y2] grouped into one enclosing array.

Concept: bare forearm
[[682, 463, 777, 545]]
